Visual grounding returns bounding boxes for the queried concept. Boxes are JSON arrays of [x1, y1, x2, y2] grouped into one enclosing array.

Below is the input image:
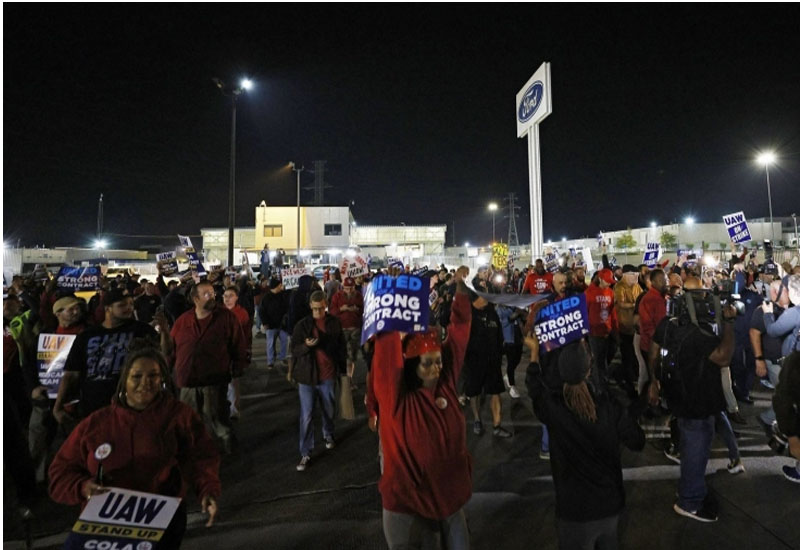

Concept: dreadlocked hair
[[563, 381, 597, 423]]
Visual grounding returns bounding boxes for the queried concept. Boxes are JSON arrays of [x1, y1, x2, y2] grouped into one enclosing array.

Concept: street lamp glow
[[650, 221, 657, 228], [756, 151, 776, 166], [93, 239, 107, 249], [684, 217, 695, 226], [487, 203, 498, 211], [464, 242, 470, 247], [561, 236, 567, 242], [240, 78, 253, 91]]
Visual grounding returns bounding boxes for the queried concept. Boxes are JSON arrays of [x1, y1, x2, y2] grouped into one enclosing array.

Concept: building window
[[263, 225, 283, 237], [324, 224, 342, 236]]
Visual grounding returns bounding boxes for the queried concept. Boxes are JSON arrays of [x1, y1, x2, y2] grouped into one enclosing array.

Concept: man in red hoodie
[[329, 277, 364, 389], [585, 268, 617, 391], [522, 259, 554, 295]]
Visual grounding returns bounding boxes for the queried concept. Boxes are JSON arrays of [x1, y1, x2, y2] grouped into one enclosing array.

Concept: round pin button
[[435, 397, 448, 410], [94, 443, 112, 461]]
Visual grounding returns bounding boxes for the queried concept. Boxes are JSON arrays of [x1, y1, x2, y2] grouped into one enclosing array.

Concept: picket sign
[[361, 274, 430, 345]]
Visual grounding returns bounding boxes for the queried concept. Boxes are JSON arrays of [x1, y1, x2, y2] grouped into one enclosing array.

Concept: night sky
[[4, 5, 799, 251]]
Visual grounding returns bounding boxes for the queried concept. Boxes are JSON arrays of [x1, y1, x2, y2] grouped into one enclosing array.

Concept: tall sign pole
[[516, 62, 552, 262]]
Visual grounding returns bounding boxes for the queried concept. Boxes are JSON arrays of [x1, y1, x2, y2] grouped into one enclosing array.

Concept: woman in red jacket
[[48, 342, 221, 547], [372, 266, 472, 549]]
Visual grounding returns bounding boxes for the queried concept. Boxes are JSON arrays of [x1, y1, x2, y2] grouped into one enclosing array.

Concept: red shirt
[[585, 283, 615, 337], [373, 292, 472, 520], [229, 304, 252, 350], [329, 289, 364, 329], [56, 324, 86, 335], [314, 318, 336, 382], [523, 272, 553, 295], [638, 287, 667, 352], [48, 395, 220, 507]]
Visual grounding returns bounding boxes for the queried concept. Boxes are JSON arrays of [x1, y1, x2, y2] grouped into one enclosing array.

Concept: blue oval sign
[[518, 81, 544, 123]]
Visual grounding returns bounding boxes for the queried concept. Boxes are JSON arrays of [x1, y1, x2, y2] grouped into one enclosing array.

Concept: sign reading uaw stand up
[[517, 62, 553, 261]]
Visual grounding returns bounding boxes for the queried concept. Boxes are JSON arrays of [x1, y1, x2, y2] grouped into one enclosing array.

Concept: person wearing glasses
[[170, 281, 248, 455]]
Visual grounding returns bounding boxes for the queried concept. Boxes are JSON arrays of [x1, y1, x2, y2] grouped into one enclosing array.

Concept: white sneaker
[[503, 374, 510, 388], [296, 456, 310, 471], [509, 386, 521, 399]]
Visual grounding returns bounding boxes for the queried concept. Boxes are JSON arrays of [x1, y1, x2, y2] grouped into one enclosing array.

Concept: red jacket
[[373, 292, 472, 520], [638, 287, 667, 353], [585, 283, 615, 337], [48, 394, 220, 507], [229, 304, 253, 352], [171, 307, 249, 388], [522, 272, 553, 295], [329, 289, 364, 329]]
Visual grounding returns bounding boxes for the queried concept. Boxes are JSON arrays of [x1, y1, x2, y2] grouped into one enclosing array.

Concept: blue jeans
[[731, 341, 755, 399], [677, 416, 715, 511], [541, 424, 550, 453], [715, 412, 739, 461], [298, 379, 336, 457], [266, 329, 289, 364]]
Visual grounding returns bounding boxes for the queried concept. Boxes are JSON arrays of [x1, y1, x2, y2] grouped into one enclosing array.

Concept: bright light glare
[[464, 242, 470, 247], [703, 255, 718, 268], [756, 151, 776, 166], [240, 78, 253, 91], [300, 250, 311, 257], [345, 249, 357, 258], [93, 239, 108, 249], [561, 237, 567, 242], [650, 221, 657, 228], [326, 249, 342, 256], [684, 217, 695, 226], [488, 203, 498, 211], [391, 242, 398, 248]]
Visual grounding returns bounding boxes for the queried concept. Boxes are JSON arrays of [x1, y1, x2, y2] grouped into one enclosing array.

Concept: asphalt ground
[[4, 331, 800, 550]]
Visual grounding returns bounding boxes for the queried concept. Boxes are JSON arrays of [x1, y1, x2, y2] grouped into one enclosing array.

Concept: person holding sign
[[330, 277, 364, 390], [49, 343, 221, 546], [524, 335, 644, 548], [372, 266, 473, 550]]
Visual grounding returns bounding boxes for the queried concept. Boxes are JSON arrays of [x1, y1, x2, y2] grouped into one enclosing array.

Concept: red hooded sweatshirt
[[372, 291, 472, 520]]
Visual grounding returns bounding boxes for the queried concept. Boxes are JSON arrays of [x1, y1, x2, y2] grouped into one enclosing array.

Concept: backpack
[[656, 317, 715, 416]]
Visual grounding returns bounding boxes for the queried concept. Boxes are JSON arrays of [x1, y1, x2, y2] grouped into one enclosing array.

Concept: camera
[[768, 421, 789, 455]]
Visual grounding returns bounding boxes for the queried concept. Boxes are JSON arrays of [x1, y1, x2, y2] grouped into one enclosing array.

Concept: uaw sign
[[642, 242, 660, 268], [723, 211, 752, 244], [361, 274, 429, 345], [37, 334, 76, 399], [340, 253, 370, 279], [156, 252, 178, 276], [64, 487, 181, 550], [534, 294, 590, 353], [56, 266, 101, 292], [492, 243, 509, 270]]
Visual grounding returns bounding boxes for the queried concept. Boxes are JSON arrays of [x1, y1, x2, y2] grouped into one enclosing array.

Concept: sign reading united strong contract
[[534, 294, 590, 353], [64, 487, 181, 550], [56, 266, 102, 291], [723, 211, 752, 244], [340, 253, 370, 279], [361, 274, 430, 345]]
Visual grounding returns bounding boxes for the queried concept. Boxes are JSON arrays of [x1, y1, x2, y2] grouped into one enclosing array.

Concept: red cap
[[403, 328, 441, 359], [597, 268, 615, 285], [343, 277, 355, 287]]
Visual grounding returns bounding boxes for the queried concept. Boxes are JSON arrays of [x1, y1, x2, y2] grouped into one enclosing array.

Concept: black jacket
[[259, 290, 290, 330], [290, 314, 347, 386], [526, 361, 645, 522], [774, 351, 800, 438]]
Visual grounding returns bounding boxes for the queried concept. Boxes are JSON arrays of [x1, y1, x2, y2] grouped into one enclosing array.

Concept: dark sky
[[4, 5, 799, 250]]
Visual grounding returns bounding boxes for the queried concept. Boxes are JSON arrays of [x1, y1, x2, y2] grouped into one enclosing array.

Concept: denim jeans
[[677, 416, 715, 511], [266, 328, 289, 364], [541, 424, 550, 454], [715, 412, 739, 461], [731, 341, 755, 399], [298, 379, 336, 457], [382, 507, 469, 550]]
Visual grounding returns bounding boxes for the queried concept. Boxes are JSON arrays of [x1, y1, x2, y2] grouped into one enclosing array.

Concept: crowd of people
[[3, 247, 800, 549]]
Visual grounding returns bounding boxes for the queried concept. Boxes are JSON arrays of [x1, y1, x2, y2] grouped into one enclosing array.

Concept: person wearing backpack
[[647, 277, 737, 523]]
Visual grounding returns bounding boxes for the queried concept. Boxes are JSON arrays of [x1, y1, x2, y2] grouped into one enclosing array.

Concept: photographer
[[772, 352, 800, 483], [763, 274, 800, 359], [647, 277, 737, 522]]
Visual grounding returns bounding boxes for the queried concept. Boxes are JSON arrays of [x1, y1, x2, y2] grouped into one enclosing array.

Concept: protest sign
[[64, 487, 181, 550], [544, 252, 559, 273], [37, 333, 76, 399], [281, 267, 311, 290], [340, 253, 370, 279], [492, 243, 509, 270], [156, 252, 178, 276], [723, 211, 752, 244], [177, 234, 193, 249], [533, 294, 590, 353], [241, 252, 254, 278], [387, 257, 404, 270], [428, 289, 439, 308], [361, 274, 430, 345], [411, 265, 429, 277], [56, 266, 101, 292], [642, 242, 660, 268], [182, 247, 207, 276]]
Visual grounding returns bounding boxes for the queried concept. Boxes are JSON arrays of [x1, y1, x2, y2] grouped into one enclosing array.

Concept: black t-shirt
[[750, 306, 785, 362], [652, 317, 724, 418], [64, 320, 158, 417], [134, 294, 162, 324]]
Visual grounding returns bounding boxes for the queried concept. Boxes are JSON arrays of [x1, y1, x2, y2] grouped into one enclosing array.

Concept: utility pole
[[97, 193, 104, 236], [303, 160, 333, 206], [504, 192, 520, 247]]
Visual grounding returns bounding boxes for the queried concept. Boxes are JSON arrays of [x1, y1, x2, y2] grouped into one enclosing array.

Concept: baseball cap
[[53, 296, 81, 314], [103, 288, 131, 307], [597, 268, 615, 285], [343, 277, 355, 287]]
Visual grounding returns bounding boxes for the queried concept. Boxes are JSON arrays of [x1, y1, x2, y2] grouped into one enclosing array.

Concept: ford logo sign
[[518, 81, 544, 123]]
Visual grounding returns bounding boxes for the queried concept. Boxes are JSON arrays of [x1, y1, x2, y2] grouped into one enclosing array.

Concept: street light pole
[[757, 151, 777, 245], [213, 77, 253, 268], [488, 202, 498, 243], [291, 162, 305, 262]]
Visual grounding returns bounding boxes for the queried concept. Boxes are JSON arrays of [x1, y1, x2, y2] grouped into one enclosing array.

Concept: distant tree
[[660, 231, 677, 250], [616, 229, 637, 251]]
